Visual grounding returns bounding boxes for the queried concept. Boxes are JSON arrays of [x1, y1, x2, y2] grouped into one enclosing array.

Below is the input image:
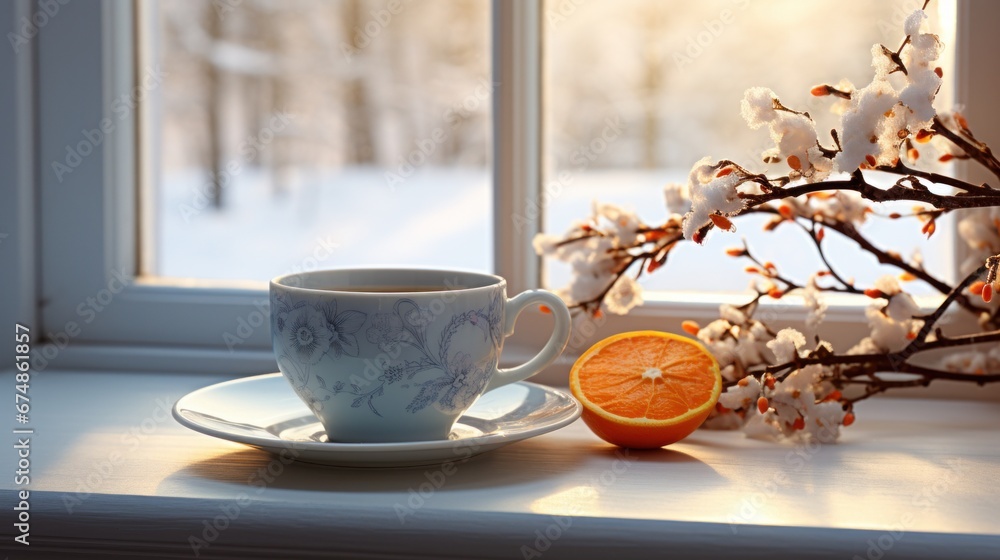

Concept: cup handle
[[485, 290, 572, 393]]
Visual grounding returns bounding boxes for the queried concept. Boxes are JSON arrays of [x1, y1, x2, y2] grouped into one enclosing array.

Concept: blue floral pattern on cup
[[270, 287, 504, 418]]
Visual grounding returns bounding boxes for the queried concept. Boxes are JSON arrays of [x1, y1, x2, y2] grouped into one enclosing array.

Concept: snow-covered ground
[[158, 166, 952, 295], [158, 166, 492, 283]]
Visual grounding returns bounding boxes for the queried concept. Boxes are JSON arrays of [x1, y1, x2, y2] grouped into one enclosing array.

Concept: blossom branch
[[739, 170, 1000, 211], [752, 265, 998, 385], [537, 1, 1000, 441], [930, 116, 1000, 181], [747, 205, 990, 320]]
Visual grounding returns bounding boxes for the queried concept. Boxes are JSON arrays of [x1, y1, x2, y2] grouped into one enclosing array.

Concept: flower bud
[[681, 320, 701, 336], [756, 396, 769, 414], [709, 214, 735, 231], [810, 84, 830, 96]]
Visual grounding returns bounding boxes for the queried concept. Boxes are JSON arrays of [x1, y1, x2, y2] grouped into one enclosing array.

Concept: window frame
[[0, 0, 38, 369], [20, 0, 997, 377]]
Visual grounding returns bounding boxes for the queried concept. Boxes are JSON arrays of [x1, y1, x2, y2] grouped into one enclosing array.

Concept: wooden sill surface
[[1, 369, 998, 559]]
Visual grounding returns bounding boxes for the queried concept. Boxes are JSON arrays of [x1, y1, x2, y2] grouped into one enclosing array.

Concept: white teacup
[[269, 268, 571, 443]]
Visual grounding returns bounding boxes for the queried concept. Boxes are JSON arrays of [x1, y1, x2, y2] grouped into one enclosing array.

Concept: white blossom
[[663, 182, 692, 216], [703, 338, 737, 371], [834, 13, 942, 172], [544, 232, 618, 306], [886, 291, 920, 323], [700, 409, 744, 430], [593, 202, 641, 246], [749, 321, 770, 341], [719, 364, 739, 383], [741, 88, 832, 182], [741, 87, 779, 129], [811, 192, 870, 225], [604, 274, 643, 315], [680, 157, 746, 240], [718, 375, 762, 411], [803, 400, 846, 443], [941, 346, 1000, 374], [560, 273, 606, 307], [903, 9, 925, 36], [874, 274, 902, 295], [847, 336, 880, 355], [532, 233, 562, 255], [834, 74, 900, 171], [735, 333, 766, 365], [941, 351, 989, 375], [780, 364, 824, 395], [742, 412, 782, 441], [697, 318, 732, 342], [803, 285, 827, 331], [865, 293, 923, 353], [899, 10, 943, 124], [767, 328, 806, 363], [958, 207, 1000, 252], [719, 304, 747, 324]]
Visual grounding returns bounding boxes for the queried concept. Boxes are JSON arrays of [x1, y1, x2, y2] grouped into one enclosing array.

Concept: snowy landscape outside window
[[149, 0, 492, 282], [542, 0, 955, 296], [148, 0, 954, 300]]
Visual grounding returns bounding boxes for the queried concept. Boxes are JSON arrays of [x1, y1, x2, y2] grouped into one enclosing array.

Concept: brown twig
[[931, 117, 1000, 181], [739, 170, 1000, 210], [741, 265, 998, 392]]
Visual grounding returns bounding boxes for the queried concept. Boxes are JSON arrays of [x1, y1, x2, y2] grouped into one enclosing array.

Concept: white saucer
[[173, 373, 581, 467]]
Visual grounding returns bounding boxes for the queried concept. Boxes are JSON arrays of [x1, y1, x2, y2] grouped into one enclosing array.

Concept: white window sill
[[4, 368, 999, 559]]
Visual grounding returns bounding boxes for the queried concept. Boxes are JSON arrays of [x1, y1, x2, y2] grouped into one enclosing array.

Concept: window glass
[[150, 0, 491, 282], [544, 0, 956, 295]]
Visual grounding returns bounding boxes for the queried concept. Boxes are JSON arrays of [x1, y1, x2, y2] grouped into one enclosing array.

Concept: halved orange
[[569, 331, 722, 448]]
